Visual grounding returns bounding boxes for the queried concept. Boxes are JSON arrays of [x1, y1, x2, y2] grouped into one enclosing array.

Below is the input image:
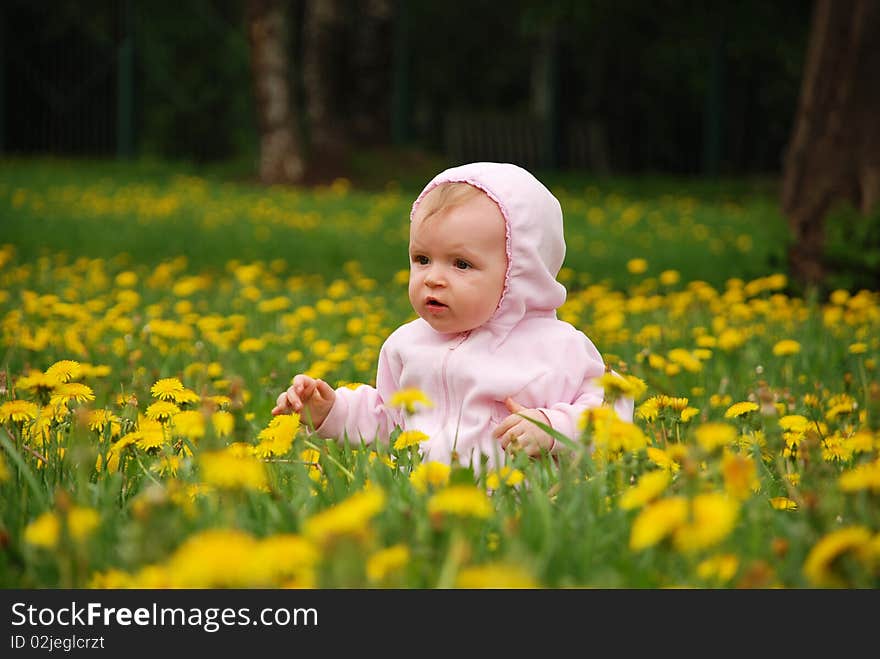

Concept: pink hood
[[411, 162, 568, 346]]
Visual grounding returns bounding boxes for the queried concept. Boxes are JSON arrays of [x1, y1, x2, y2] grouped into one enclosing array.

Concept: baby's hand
[[272, 374, 336, 429], [492, 397, 555, 457]]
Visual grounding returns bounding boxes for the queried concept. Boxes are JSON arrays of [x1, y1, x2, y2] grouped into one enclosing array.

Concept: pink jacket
[[316, 162, 634, 469]]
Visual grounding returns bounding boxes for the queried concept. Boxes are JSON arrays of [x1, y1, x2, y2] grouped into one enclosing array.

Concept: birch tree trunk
[[247, 0, 305, 184], [781, 0, 880, 288]]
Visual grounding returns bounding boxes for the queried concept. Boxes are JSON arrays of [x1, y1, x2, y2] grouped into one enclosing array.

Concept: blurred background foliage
[[1, 0, 810, 175]]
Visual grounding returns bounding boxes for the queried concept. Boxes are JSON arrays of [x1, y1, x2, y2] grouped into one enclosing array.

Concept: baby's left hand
[[493, 397, 555, 457]]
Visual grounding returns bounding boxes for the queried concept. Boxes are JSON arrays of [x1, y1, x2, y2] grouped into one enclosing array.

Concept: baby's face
[[408, 192, 507, 334], [409, 194, 507, 333]]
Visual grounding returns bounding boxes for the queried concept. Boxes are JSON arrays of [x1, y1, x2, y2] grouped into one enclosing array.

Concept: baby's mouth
[[426, 298, 447, 308]]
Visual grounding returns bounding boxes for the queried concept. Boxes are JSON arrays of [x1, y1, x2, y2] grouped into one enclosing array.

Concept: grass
[[0, 157, 877, 589]]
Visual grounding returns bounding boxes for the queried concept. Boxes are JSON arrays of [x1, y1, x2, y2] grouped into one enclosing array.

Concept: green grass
[[0, 157, 877, 589]]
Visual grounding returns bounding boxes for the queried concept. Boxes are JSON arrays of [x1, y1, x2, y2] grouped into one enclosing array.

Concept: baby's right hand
[[272, 374, 337, 429]]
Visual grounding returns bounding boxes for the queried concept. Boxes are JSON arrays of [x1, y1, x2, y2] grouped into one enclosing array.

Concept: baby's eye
[[413, 255, 429, 265], [454, 259, 471, 270]]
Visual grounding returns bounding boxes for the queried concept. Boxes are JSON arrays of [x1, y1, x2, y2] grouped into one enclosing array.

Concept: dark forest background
[[1, 0, 811, 175]]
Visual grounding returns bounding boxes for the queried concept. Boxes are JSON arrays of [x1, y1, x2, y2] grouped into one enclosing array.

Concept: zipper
[[440, 331, 470, 428]]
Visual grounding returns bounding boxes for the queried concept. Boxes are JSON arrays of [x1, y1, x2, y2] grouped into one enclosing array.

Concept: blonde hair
[[412, 182, 485, 224]]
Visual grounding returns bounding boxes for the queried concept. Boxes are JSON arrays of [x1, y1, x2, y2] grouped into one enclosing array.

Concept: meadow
[[0, 158, 878, 588]]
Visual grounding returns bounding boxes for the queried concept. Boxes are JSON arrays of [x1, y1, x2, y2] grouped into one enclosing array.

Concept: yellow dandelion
[[427, 485, 492, 519], [627, 258, 648, 274], [50, 382, 95, 406], [212, 410, 235, 437], [170, 410, 206, 441], [721, 452, 759, 500], [164, 529, 258, 588], [772, 339, 801, 356], [243, 534, 320, 587], [848, 343, 868, 355], [594, 372, 647, 402], [672, 493, 739, 553], [838, 459, 880, 494], [389, 388, 433, 414], [150, 377, 185, 401], [135, 418, 167, 451], [409, 461, 451, 493], [646, 446, 682, 473], [255, 413, 300, 458], [696, 554, 739, 583], [455, 563, 538, 588], [629, 496, 688, 551], [199, 446, 268, 491], [366, 544, 410, 583], [303, 485, 386, 545], [694, 422, 737, 452], [151, 454, 182, 478], [24, 506, 100, 549], [393, 429, 429, 450], [724, 401, 759, 418], [485, 466, 525, 490], [86, 408, 120, 435], [145, 400, 180, 423], [16, 370, 60, 395], [803, 526, 873, 588], [769, 497, 798, 511], [45, 360, 81, 383], [619, 469, 671, 510], [0, 399, 39, 424], [680, 407, 700, 422]]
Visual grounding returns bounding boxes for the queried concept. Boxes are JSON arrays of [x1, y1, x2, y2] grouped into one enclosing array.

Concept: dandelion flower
[[409, 461, 451, 493], [151, 377, 185, 401], [212, 410, 234, 437], [145, 400, 180, 423], [24, 506, 100, 549], [303, 485, 386, 545], [199, 446, 268, 491], [0, 399, 39, 424], [427, 485, 492, 519], [389, 388, 433, 414], [724, 401, 759, 418], [838, 459, 880, 494], [629, 496, 688, 551], [627, 258, 648, 274], [619, 469, 671, 510], [50, 382, 95, 406], [367, 544, 410, 583], [485, 466, 525, 490], [672, 493, 739, 553], [803, 526, 873, 587], [393, 429, 429, 450], [455, 563, 538, 588], [721, 452, 759, 500], [45, 360, 81, 383], [696, 554, 739, 583], [772, 339, 801, 356], [769, 497, 798, 511], [171, 410, 206, 441], [694, 422, 737, 452]]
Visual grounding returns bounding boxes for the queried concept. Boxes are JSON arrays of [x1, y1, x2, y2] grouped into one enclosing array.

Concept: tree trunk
[[302, 0, 347, 180], [246, 0, 305, 185], [781, 0, 880, 289]]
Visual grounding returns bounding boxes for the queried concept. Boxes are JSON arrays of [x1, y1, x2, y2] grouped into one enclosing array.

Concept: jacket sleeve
[[536, 334, 635, 451], [314, 339, 403, 446]]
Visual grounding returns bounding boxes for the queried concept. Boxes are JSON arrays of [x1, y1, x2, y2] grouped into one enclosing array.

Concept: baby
[[272, 162, 633, 469]]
